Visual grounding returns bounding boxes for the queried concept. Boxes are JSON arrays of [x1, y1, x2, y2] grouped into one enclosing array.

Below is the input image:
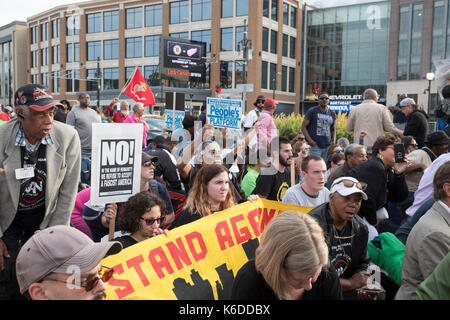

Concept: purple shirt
[[256, 110, 278, 150], [406, 153, 450, 216]]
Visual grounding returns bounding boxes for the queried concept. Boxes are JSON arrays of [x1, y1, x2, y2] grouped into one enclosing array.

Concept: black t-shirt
[[251, 165, 291, 201], [231, 259, 342, 300], [113, 235, 138, 249], [330, 222, 353, 278], [168, 207, 202, 230]]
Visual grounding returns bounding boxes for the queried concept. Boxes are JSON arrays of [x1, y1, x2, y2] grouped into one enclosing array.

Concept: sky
[[2, 0, 386, 26]]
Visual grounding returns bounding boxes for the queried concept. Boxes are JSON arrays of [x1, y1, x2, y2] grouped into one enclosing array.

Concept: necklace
[[332, 220, 354, 262]]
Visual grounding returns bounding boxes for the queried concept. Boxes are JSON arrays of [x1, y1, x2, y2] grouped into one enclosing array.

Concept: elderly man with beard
[[309, 177, 379, 300]]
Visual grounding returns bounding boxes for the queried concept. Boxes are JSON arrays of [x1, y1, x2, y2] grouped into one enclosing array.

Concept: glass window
[[41, 47, 48, 66], [144, 35, 160, 57], [235, 26, 245, 51], [170, 32, 189, 39], [125, 66, 143, 80], [282, 34, 288, 57], [41, 72, 49, 88], [412, 3, 423, 34], [31, 26, 38, 44], [52, 19, 60, 38], [262, 27, 269, 52], [236, 0, 248, 16], [52, 45, 60, 64], [66, 70, 73, 92], [410, 63, 421, 79], [281, 65, 287, 91], [170, 0, 189, 24], [222, 0, 233, 18], [67, 15, 80, 36], [220, 61, 233, 88], [399, 6, 410, 34], [290, 6, 296, 28], [126, 7, 143, 29], [145, 65, 160, 86], [289, 67, 295, 92], [192, 0, 211, 21], [192, 29, 211, 52], [87, 69, 97, 91], [52, 71, 60, 92], [145, 4, 162, 27], [126, 37, 142, 58], [104, 39, 119, 60], [74, 43, 80, 62], [263, 0, 270, 18], [269, 62, 277, 90], [397, 64, 407, 80], [104, 10, 119, 32], [41, 23, 48, 42], [261, 60, 268, 89], [289, 36, 296, 59], [103, 68, 119, 90], [235, 63, 244, 86], [271, 0, 278, 21], [221, 28, 233, 51], [67, 43, 73, 62], [87, 41, 101, 61], [283, 3, 289, 25], [87, 13, 101, 33], [270, 30, 277, 54]]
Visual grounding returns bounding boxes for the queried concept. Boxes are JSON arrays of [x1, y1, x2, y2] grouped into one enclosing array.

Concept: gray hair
[[363, 89, 378, 101], [15, 104, 31, 116], [132, 102, 144, 113], [337, 137, 350, 148], [344, 144, 365, 159]]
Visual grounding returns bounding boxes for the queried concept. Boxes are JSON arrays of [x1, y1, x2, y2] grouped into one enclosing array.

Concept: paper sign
[[207, 97, 243, 130], [165, 110, 185, 131]]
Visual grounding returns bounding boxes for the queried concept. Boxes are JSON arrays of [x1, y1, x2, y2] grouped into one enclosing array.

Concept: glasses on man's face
[[141, 216, 164, 226], [334, 179, 367, 191], [44, 265, 114, 292], [334, 149, 343, 154]]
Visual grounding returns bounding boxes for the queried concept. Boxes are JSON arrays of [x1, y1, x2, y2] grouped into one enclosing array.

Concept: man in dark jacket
[[309, 177, 374, 299], [399, 98, 429, 149]]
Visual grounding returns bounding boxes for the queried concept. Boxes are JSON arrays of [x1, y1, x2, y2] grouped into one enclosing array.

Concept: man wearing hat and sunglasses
[[309, 177, 379, 299], [16, 225, 122, 300], [0, 84, 81, 299]]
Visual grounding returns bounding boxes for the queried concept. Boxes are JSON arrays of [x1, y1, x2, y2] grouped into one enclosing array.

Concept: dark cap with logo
[[14, 84, 62, 112]]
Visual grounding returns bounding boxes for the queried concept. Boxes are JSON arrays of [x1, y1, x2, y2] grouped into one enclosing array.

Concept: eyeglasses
[[334, 179, 367, 191], [334, 149, 343, 154], [143, 160, 157, 167], [44, 265, 114, 292], [140, 216, 164, 226], [410, 144, 418, 148]]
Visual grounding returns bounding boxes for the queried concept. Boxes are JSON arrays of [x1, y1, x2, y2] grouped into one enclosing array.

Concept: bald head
[[364, 89, 378, 101], [120, 101, 129, 111]]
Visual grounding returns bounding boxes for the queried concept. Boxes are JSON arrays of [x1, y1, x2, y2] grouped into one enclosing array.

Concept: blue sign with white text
[[207, 97, 243, 130]]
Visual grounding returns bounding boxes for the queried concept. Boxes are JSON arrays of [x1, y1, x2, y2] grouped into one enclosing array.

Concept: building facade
[[0, 21, 28, 107], [27, 0, 305, 114]]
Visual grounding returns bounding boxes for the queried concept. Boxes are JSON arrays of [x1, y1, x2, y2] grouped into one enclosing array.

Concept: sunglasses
[[334, 149, 343, 154], [141, 216, 164, 226], [410, 143, 418, 148], [334, 179, 367, 191], [44, 265, 114, 292], [143, 160, 157, 167]]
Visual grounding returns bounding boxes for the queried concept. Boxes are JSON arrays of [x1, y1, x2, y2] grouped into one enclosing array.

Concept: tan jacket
[[0, 119, 81, 238], [347, 99, 394, 147], [395, 201, 450, 300]]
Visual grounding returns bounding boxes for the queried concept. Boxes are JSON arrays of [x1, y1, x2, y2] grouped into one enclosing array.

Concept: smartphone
[[394, 143, 405, 163]]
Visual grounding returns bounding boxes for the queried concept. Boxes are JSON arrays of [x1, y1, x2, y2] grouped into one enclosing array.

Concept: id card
[[15, 167, 35, 180]]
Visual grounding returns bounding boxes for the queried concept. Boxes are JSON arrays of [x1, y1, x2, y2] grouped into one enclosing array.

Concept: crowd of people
[[0, 82, 450, 301]]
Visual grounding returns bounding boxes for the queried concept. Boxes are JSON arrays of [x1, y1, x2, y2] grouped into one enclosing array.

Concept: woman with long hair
[[169, 164, 258, 229], [231, 211, 342, 300]]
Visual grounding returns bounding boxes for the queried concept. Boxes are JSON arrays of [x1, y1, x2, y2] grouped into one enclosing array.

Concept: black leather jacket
[[309, 202, 371, 279]]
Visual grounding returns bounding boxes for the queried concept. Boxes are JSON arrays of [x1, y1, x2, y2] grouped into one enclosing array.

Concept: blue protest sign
[[206, 97, 243, 130], [165, 110, 185, 131]]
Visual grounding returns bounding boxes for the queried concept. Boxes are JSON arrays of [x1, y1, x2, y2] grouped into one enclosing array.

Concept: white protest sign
[[165, 110, 185, 131], [91, 123, 143, 206], [206, 97, 243, 130]]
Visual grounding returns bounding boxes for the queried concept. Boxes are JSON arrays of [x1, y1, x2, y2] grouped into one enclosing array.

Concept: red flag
[[123, 68, 156, 106]]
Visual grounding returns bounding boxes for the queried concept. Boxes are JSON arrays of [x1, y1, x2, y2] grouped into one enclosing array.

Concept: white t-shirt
[[282, 184, 330, 207]]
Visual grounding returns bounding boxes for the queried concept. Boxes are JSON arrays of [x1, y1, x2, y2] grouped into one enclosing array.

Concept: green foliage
[[274, 111, 354, 142]]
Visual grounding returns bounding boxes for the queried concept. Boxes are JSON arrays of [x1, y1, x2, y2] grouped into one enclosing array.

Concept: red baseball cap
[[264, 98, 279, 108], [15, 84, 62, 111]]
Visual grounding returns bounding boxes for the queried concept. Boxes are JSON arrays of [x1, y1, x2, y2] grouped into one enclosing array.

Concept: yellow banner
[[102, 199, 313, 300]]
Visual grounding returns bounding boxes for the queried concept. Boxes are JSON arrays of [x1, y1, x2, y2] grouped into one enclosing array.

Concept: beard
[[279, 156, 290, 167]]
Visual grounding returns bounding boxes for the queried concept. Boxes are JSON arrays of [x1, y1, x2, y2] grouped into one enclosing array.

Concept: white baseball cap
[[330, 176, 368, 200]]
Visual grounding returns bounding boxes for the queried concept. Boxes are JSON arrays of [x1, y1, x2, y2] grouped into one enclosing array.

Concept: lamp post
[[426, 72, 435, 115]]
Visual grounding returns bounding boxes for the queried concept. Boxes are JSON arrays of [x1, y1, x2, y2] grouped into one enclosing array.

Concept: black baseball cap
[[14, 84, 62, 111], [142, 152, 159, 166], [427, 131, 450, 146]]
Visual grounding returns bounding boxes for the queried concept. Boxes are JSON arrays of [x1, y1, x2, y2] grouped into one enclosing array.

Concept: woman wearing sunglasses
[[169, 164, 259, 230], [347, 135, 409, 229], [114, 191, 167, 249]]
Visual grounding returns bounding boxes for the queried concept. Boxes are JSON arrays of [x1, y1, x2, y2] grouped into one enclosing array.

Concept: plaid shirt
[[14, 122, 53, 153]]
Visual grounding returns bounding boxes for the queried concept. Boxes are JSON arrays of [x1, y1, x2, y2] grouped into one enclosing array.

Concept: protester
[[66, 92, 101, 185], [0, 84, 81, 300], [198, 104, 207, 126], [252, 137, 293, 201], [244, 95, 265, 132], [231, 211, 342, 300], [71, 187, 94, 239], [308, 177, 382, 300], [54, 99, 71, 123], [393, 93, 408, 130], [396, 161, 450, 300], [399, 98, 429, 149], [416, 251, 450, 300], [347, 89, 403, 147], [172, 114, 197, 158], [256, 98, 279, 150], [282, 155, 330, 207], [301, 92, 336, 159], [169, 164, 258, 230], [15, 225, 122, 300], [123, 102, 150, 149], [114, 191, 167, 249], [347, 135, 409, 229], [326, 144, 367, 188], [240, 148, 271, 197], [326, 152, 345, 181], [337, 137, 350, 149], [112, 101, 130, 123], [290, 138, 311, 183], [405, 130, 450, 169], [0, 108, 10, 122]]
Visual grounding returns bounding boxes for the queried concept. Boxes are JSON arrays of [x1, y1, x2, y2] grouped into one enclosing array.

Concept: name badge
[[15, 167, 35, 180]]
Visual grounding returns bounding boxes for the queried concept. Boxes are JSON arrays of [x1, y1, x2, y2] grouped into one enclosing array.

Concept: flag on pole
[[123, 68, 156, 106]]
